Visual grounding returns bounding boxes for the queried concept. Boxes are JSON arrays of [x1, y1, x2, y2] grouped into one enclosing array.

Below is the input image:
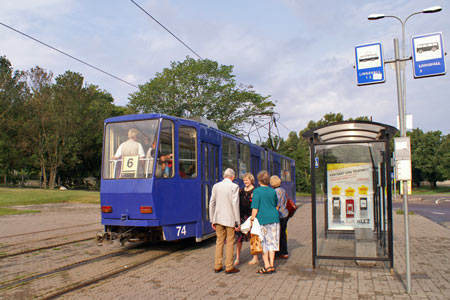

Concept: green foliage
[[128, 57, 275, 135], [410, 129, 448, 187], [0, 56, 30, 183], [0, 55, 127, 189]]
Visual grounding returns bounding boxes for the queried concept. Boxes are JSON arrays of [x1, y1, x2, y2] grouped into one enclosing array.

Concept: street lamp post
[[368, 6, 442, 136], [368, 6, 442, 295]]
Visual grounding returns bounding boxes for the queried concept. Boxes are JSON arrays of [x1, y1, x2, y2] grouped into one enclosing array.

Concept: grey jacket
[[209, 178, 240, 228]]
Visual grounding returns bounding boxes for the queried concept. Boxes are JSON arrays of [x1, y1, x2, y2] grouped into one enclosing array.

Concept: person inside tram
[[113, 128, 145, 160], [146, 139, 173, 176]]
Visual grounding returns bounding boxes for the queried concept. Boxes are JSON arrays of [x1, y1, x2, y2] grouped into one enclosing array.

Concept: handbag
[[286, 198, 298, 218], [250, 234, 263, 255]]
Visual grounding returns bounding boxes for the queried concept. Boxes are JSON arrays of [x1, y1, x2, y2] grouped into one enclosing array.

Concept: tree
[[0, 56, 30, 184], [57, 86, 116, 186], [410, 129, 447, 187], [128, 57, 275, 135], [24, 68, 117, 189], [24, 66, 55, 188]]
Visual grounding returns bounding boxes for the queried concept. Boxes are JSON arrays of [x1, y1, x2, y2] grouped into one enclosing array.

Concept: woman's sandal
[[269, 266, 276, 273], [256, 267, 272, 274]]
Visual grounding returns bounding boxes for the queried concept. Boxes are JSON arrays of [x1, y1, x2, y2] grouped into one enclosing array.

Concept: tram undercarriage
[[96, 225, 163, 246]]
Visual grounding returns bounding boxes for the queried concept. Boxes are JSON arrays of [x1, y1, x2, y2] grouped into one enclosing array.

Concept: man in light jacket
[[209, 168, 240, 274]]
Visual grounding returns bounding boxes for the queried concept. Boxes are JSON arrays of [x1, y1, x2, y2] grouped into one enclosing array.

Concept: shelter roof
[[302, 121, 397, 144]]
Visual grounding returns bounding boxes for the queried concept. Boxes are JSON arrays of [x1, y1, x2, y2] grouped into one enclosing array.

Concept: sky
[[1, 0, 449, 140]]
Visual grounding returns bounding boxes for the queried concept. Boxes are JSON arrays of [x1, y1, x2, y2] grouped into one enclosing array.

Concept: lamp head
[[423, 6, 442, 13], [368, 14, 385, 20]]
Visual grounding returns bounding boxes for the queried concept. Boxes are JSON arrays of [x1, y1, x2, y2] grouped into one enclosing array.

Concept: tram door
[[201, 143, 219, 236]]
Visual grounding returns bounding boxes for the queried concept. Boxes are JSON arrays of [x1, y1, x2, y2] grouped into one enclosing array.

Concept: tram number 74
[[176, 225, 187, 236]]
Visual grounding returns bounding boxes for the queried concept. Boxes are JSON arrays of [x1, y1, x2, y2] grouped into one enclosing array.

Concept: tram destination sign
[[355, 42, 385, 85], [412, 32, 446, 78]]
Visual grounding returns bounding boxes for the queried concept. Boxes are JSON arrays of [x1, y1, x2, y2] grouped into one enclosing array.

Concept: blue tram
[[98, 113, 296, 245]]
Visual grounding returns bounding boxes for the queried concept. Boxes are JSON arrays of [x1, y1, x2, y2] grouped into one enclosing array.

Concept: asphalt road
[[297, 194, 450, 228], [392, 194, 450, 228]]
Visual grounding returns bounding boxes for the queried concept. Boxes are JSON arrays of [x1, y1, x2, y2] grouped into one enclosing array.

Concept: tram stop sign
[[412, 32, 446, 78], [355, 42, 385, 85]]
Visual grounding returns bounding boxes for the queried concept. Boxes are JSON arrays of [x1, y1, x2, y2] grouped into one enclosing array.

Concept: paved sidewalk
[[63, 203, 450, 300]]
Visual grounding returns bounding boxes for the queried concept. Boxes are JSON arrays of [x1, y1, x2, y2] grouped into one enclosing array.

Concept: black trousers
[[277, 217, 289, 256]]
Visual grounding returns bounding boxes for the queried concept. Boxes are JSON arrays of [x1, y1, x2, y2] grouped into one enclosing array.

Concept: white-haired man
[[113, 128, 145, 159], [209, 168, 240, 274]]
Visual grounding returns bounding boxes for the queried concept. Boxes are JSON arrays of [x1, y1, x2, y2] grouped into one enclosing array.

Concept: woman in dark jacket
[[234, 173, 256, 266]]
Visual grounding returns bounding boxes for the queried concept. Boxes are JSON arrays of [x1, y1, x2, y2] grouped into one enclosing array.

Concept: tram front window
[[103, 119, 159, 179]]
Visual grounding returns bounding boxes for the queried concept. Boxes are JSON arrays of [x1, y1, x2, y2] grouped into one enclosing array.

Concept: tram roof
[[302, 121, 397, 144]]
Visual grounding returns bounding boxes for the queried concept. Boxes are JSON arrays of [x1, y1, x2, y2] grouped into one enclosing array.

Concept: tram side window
[[222, 137, 237, 176], [156, 119, 174, 178], [281, 158, 291, 182], [179, 126, 197, 178], [270, 154, 280, 176], [261, 150, 267, 171], [239, 143, 250, 179]]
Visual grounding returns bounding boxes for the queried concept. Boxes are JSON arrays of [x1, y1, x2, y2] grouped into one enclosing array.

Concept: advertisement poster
[[327, 163, 374, 230]]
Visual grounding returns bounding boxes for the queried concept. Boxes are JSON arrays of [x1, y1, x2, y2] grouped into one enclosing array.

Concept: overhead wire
[[0, 22, 138, 89], [130, 0, 203, 60]]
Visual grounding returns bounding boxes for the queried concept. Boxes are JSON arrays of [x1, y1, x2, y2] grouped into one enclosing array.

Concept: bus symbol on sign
[[416, 42, 439, 53], [412, 32, 446, 78]]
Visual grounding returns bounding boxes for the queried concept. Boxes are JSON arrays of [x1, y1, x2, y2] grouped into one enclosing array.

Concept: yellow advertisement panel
[[327, 163, 374, 231]]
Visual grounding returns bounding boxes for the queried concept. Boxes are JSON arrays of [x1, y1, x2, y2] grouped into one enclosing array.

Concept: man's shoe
[[214, 267, 224, 273], [225, 267, 240, 274]]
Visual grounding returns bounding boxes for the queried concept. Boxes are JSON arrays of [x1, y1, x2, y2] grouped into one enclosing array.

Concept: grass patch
[[396, 209, 415, 215], [0, 207, 40, 216], [0, 187, 99, 206], [296, 192, 311, 197], [0, 187, 99, 216], [412, 185, 450, 195]]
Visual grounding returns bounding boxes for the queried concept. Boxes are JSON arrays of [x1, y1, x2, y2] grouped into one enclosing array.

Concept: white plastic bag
[[240, 217, 261, 236], [240, 217, 252, 234], [250, 218, 261, 236]]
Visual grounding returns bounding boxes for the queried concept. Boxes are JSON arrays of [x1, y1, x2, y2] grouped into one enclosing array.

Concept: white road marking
[[435, 198, 449, 204], [432, 212, 445, 215]]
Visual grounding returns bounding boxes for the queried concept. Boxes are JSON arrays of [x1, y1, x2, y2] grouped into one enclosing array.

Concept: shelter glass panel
[[313, 142, 389, 261]]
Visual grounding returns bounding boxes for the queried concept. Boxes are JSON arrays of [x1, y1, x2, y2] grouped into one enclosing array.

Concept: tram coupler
[[96, 231, 119, 246]]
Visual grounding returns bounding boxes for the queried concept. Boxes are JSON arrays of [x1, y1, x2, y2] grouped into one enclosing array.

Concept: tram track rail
[[42, 248, 177, 300], [0, 237, 95, 259], [0, 228, 101, 259], [0, 248, 132, 289], [0, 241, 190, 300], [0, 222, 99, 240], [0, 229, 100, 249]]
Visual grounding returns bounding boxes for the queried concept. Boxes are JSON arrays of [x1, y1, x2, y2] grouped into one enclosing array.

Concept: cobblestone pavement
[[1, 202, 449, 299], [62, 203, 449, 300]]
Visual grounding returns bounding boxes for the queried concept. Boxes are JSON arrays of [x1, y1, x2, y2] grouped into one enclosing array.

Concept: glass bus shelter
[[302, 121, 397, 269]]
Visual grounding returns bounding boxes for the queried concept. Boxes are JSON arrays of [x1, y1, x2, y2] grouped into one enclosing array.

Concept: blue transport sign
[[355, 42, 385, 85], [412, 32, 446, 78]]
